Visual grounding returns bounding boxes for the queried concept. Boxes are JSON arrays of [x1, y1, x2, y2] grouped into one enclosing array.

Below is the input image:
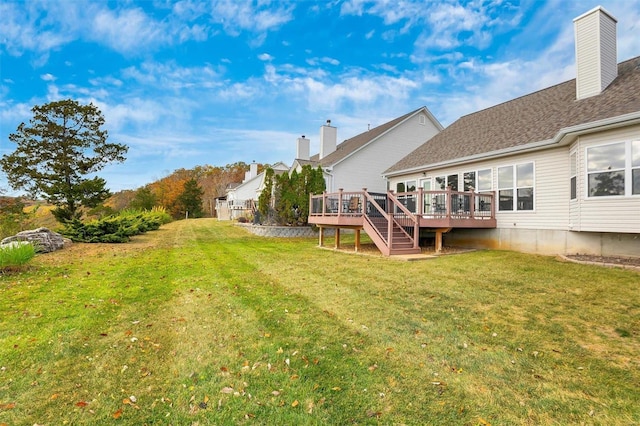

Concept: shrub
[[0, 241, 36, 271], [60, 208, 171, 243]]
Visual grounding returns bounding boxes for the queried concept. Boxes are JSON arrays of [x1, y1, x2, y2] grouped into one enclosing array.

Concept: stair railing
[[362, 190, 390, 246], [386, 190, 419, 250]]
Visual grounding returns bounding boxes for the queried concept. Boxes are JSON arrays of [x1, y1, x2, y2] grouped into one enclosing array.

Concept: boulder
[[1, 227, 66, 253]]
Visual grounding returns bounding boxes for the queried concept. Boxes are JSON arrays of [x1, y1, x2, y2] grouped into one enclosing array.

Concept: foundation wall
[[445, 228, 640, 258]]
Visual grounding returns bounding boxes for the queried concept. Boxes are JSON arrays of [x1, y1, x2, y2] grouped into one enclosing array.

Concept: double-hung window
[[498, 162, 534, 211], [587, 141, 640, 197]]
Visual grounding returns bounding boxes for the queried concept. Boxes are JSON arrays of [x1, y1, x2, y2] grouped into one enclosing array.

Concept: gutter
[[384, 111, 640, 178]]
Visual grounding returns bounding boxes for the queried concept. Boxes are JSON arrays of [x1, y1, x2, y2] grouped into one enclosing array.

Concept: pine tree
[[0, 99, 127, 222], [177, 178, 204, 218]]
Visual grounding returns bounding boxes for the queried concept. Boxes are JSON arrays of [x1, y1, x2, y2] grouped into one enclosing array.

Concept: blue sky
[[1, 0, 640, 195]]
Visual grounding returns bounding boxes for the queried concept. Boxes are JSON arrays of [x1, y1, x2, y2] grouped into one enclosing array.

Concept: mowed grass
[[0, 220, 638, 425]]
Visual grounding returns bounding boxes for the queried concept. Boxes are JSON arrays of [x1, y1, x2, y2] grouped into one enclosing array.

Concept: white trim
[[573, 5, 617, 23], [497, 161, 535, 212], [384, 112, 640, 178], [329, 107, 443, 168]]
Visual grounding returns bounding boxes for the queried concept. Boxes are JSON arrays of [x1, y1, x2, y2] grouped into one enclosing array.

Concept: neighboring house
[[382, 6, 640, 257], [292, 107, 443, 193], [215, 161, 289, 220]]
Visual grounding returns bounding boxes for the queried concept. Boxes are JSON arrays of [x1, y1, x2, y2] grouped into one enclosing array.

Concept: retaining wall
[[238, 223, 333, 238]]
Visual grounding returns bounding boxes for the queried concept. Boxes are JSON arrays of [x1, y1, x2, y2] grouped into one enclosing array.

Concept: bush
[[0, 241, 36, 271], [60, 208, 171, 243]]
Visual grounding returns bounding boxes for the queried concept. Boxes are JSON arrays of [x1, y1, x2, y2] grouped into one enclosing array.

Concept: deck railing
[[390, 188, 494, 220], [310, 188, 495, 221]]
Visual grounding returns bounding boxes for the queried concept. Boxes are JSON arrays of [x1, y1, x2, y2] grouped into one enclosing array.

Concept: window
[[587, 142, 625, 196], [435, 176, 446, 190], [447, 174, 459, 191], [477, 169, 492, 192], [396, 180, 416, 212], [498, 166, 514, 211], [517, 163, 534, 210], [570, 152, 577, 200], [498, 162, 534, 211], [419, 115, 426, 125], [396, 180, 416, 193], [633, 140, 640, 195], [463, 171, 476, 191]]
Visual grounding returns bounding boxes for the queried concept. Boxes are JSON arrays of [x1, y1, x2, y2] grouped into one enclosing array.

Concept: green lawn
[[1, 219, 638, 425]]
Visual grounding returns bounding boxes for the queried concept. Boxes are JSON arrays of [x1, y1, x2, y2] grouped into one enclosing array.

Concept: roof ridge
[[458, 55, 640, 121]]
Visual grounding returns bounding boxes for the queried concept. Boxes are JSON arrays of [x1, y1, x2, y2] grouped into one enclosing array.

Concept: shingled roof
[[386, 56, 640, 175], [310, 107, 438, 166]]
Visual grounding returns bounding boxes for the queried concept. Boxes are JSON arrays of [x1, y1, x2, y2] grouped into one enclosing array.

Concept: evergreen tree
[[177, 178, 204, 218], [0, 99, 127, 222], [258, 167, 275, 219], [129, 186, 158, 211]]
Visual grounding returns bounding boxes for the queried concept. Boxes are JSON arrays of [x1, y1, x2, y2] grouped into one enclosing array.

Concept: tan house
[[309, 6, 640, 258]]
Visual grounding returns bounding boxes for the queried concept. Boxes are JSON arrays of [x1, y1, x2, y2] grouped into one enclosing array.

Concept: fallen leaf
[[221, 387, 234, 394], [204, 395, 209, 403], [291, 400, 299, 407], [112, 408, 123, 419], [50, 394, 59, 400], [290, 374, 299, 380], [75, 401, 88, 407], [0, 403, 16, 410], [331, 386, 341, 391], [271, 391, 281, 396], [478, 417, 491, 425], [366, 409, 382, 418]]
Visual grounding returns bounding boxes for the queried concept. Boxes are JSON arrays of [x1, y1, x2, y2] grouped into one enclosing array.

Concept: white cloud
[[40, 73, 56, 81], [210, 0, 295, 35], [258, 53, 274, 61]]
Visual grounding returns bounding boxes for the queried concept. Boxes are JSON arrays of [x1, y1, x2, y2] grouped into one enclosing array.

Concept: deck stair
[[362, 192, 421, 256]]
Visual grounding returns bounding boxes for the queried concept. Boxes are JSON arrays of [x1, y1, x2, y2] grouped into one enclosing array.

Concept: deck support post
[[334, 228, 341, 249], [355, 228, 361, 252], [318, 226, 325, 247], [434, 227, 452, 254]]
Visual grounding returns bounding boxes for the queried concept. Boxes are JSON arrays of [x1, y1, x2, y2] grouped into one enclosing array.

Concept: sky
[[1, 0, 640, 195]]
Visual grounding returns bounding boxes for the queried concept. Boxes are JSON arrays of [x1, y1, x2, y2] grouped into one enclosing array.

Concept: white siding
[[331, 112, 440, 192], [575, 10, 600, 99], [574, 7, 617, 99], [574, 125, 640, 233], [389, 148, 571, 231], [599, 10, 617, 90]]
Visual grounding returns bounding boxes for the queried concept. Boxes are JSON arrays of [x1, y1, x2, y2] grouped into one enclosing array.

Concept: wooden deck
[[308, 189, 496, 255]]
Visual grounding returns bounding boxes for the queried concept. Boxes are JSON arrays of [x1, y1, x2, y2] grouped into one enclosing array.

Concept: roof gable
[[386, 56, 640, 174], [311, 106, 442, 167]]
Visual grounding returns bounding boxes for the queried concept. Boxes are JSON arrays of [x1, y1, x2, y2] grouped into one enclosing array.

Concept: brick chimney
[[296, 135, 310, 161], [573, 6, 617, 100], [319, 119, 337, 160]]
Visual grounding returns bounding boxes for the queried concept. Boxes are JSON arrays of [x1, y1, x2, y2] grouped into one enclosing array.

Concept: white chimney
[[296, 135, 310, 161], [573, 6, 617, 100], [319, 119, 337, 159], [249, 161, 258, 179]]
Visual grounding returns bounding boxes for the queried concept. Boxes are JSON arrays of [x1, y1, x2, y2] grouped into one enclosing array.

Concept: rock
[[1, 227, 66, 253]]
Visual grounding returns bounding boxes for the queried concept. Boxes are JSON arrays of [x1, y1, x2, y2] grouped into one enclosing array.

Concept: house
[[293, 107, 443, 193], [215, 161, 289, 220], [309, 6, 639, 258], [380, 6, 640, 258]]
